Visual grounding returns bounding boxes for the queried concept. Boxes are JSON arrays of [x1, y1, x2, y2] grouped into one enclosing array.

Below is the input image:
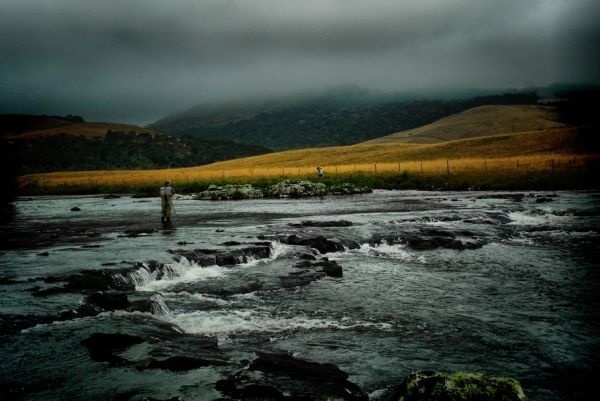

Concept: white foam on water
[[352, 242, 426, 263], [268, 241, 286, 260], [508, 210, 573, 226], [136, 257, 226, 292], [163, 291, 231, 306], [247, 240, 287, 266], [169, 309, 393, 335], [148, 293, 171, 316]]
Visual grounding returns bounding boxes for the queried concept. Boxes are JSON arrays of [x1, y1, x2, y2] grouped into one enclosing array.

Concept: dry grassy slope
[[362, 105, 565, 144], [199, 126, 580, 170], [6, 122, 163, 140]]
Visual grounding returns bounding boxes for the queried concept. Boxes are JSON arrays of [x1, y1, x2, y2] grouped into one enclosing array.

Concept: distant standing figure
[[316, 166, 324, 177], [159, 180, 176, 222]]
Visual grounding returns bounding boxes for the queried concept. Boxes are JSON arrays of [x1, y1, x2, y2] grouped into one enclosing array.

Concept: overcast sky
[[1, 0, 599, 124]]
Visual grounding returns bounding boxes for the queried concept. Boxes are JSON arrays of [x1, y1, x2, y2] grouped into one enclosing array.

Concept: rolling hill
[[1, 114, 271, 174], [21, 102, 598, 194], [148, 88, 540, 150], [362, 105, 566, 144]]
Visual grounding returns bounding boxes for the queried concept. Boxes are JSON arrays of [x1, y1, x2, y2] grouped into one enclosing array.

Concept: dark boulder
[[86, 292, 129, 311], [215, 378, 285, 401], [81, 333, 144, 364], [279, 270, 327, 288], [284, 235, 345, 254], [71, 207, 82, 212], [405, 236, 483, 251], [216, 352, 368, 401], [32, 269, 137, 297], [300, 253, 317, 260], [171, 244, 273, 267], [317, 259, 343, 277], [67, 272, 113, 290], [293, 220, 354, 227]]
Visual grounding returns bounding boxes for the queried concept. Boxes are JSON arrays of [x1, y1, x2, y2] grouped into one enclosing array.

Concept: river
[[1, 190, 598, 401]]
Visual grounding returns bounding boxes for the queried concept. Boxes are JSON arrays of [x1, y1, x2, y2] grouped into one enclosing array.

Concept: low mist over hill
[[148, 87, 540, 150]]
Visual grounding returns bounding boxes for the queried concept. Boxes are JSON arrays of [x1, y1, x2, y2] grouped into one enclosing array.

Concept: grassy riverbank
[[18, 164, 599, 196]]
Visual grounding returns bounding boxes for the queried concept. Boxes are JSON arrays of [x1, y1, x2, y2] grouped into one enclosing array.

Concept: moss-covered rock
[[393, 371, 526, 401], [265, 179, 328, 198], [196, 184, 264, 200], [329, 182, 372, 195]]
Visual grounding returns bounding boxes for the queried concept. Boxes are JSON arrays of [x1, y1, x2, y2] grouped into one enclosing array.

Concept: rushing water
[[0, 190, 599, 401]]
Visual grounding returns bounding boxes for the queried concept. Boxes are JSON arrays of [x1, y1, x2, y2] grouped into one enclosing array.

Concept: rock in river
[[379, 370, 527, 401], [216, 352, 368, 401]]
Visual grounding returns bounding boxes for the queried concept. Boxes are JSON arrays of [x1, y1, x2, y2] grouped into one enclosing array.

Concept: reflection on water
[[0, 190, 598, 400]]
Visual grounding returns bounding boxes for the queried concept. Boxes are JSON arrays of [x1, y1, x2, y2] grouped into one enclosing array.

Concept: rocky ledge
[[216, 351, 368, 401], [194, 180, 371, 200]]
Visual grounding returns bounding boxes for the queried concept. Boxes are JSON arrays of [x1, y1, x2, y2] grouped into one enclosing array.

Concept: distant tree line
[[157, 93, 540, 150], [4, 132, 272, 174]]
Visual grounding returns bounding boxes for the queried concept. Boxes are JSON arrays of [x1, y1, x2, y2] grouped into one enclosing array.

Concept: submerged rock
[[86, 291, 129, 310], [171, 244, 273, 267], [81, 333, 144, 364], [144, 355, 227, 372], [293, 258, 343, 278], [369, 230, 486, 252], [284, 235, 345, 254], [216, 352, 368, 401], [381, 370, 527, 401], [291, 220, 354, 227]]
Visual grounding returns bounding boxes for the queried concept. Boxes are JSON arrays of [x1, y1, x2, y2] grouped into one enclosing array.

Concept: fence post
[[420, 161, 423, 174], [398, 162, 401, 173], [551, 159, 555, 172], [516, 160, 520, 173], [446, 160, 450, 174], [335, 165, 338, 175], [374, 163, 377, 174]]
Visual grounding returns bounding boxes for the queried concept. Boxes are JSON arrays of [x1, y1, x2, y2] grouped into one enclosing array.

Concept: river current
[[0, 190, 598, 401]]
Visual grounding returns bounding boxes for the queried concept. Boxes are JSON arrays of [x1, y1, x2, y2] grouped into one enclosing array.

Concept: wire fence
[[188, 155, 587, 181], [22, 154, 596, 189]]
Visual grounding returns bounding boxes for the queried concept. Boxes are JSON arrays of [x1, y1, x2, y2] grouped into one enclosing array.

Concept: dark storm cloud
[[1, 0, 599, 124]]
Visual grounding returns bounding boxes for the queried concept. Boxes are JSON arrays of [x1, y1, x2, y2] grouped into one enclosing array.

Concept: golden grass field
[[19, 129, 595, 190], [17, 105, 598, 191]]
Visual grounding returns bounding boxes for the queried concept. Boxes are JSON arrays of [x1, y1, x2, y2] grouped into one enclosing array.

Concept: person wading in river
[[159, 180, 176, 222]]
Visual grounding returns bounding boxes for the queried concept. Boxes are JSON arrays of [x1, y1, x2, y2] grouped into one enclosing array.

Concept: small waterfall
[[130, 264, 155, 287], [149, 293, 171, 316]]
